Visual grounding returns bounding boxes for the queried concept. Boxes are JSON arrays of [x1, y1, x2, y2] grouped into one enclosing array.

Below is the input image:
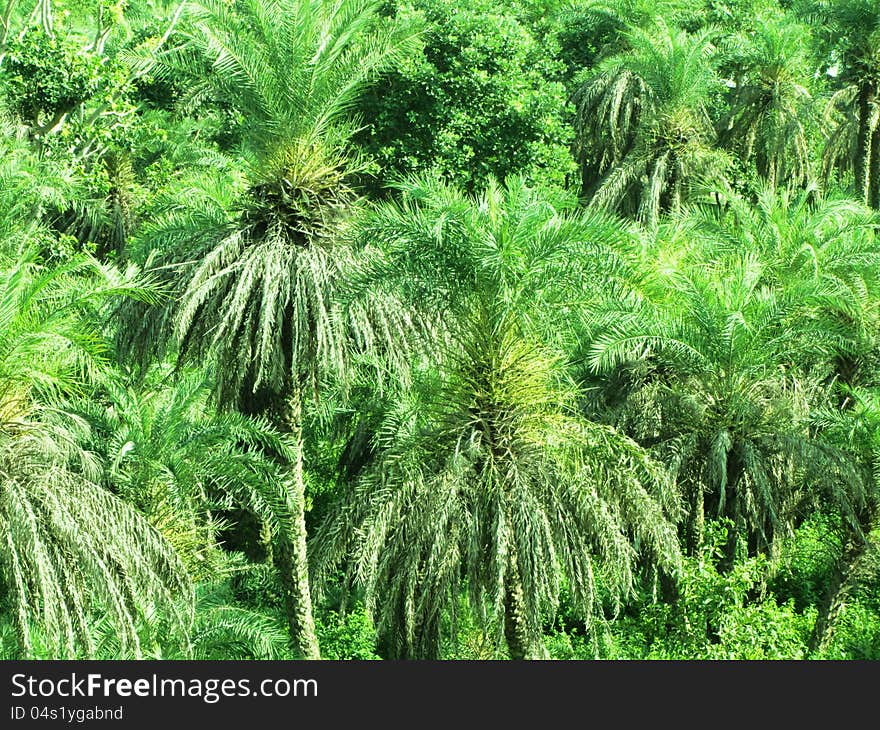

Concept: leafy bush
[[817, 601, 880, 660], [315, 607, 381, 660], [602, 523, 815, 659], [355, 0, 575, 192], [2, 28, 101, 126]]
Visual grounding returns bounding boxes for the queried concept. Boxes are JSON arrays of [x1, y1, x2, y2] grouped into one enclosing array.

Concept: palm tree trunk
[[869, 121, 880, 209], [685, 478, 704, 557], [808, 517, 874, 655], [503, 552, 542, 660], [855, 83, 872, 205], [273, 379, 320, 659], [719, 451, 742, 573]]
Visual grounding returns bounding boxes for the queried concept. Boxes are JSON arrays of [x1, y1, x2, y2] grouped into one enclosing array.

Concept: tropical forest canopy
[[0, 0, 879, 660]]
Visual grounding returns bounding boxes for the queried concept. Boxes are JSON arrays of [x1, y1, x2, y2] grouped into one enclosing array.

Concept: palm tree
[[0, 131, 82, 255], [312, 177, 681, 659], [583, 181, 880, 382], [553, 0, 699, 74], [718, 12, 816, 190], [0, 115, 138, 265], [84, 369, 298, 582], [811, 0, 880, 206], [583, 221, 867, 567], [122, 0, 420, 658], [574, 0, 695, 40], [183, 589, 292, 660], [81, 372, 319, 658], [809, 389, 880, 654], [695, 185, 880, 393], [572, 20, 729, 226], [0, 251, 192, 658]]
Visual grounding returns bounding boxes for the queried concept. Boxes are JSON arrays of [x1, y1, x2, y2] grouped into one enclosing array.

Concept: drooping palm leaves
[[86, 369, 298, 581], [573, 21, 729, 226], [808, 389, 880, 653], [808, 0, 880, 206], [0, 251, 192, 658], [719, 12, 817, 190], [312, 177, 681, 659], [582, 210, 870, 566], [691, 185, 880, 389]]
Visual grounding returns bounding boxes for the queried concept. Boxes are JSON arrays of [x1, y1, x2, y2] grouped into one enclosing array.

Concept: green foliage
[[124, 0, 419, 410], [313, 177, 681, 659], [355, 0, 575, 192], [315, 606, 381, 659], [770, 512, 842, 611], [184, 585, 292, 660], [79, 368, 299, 582], [2, 0, 880, 663], [718, 10, 818, 189], [581, 195, 875, 562], [2, 28, 101, 126], [574, 21, 730, 224], [604, 522, 815, 659], [817, 599, 880, 659], [170, 0, 420, 164], [551, 0, 703, 78], [0, 251, 190, 659]]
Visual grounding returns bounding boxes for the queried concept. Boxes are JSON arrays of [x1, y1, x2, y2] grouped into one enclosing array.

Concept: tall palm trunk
[[685, 478, 704, 557], [855, 83, 872, 204], [855, 82, 880, 207], [870, 122, 880, 209], [719, 450, 743, 573], [503, 551, 545, 660], [808, 512, 875, 655], [273, 378, 320, 659], [503, 553, 531, 660]]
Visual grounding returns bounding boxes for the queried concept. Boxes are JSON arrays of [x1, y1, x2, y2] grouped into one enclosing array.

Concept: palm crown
[[574, 21, 728, 226], [122, 0, 422, 659]]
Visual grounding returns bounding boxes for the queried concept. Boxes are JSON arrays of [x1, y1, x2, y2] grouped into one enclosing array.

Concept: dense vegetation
[[0, 0, 878, 660]]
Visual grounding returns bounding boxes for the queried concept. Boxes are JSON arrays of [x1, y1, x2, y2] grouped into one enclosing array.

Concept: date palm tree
[[809, 389, 880, 654], [312, 177, 681, 659], [573, 20, 729, 226], [695, 185, 880, 391], [0, 251, 191, 658], [121, 0, 420, 658], [719, 12, 816, 190], [84, 368, 298, 583], [810, 0, 880, 206], [582, 210, 870, 567]]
